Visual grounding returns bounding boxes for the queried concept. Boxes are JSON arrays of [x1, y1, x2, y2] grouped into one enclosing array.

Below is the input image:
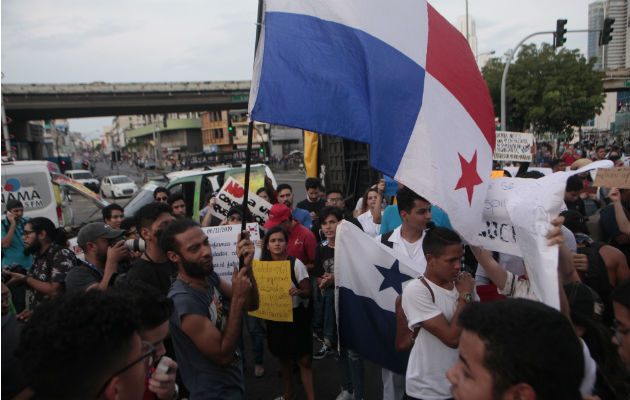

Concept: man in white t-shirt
[[401, 226, 476, 400], [375, 186, 433, 400]]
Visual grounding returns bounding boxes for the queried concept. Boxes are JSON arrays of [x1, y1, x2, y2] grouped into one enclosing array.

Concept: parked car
[[2, 161, 74, 227], [124, 163, 276, 221], [100, 175, 138, 199], [65, 169, 99, 192]]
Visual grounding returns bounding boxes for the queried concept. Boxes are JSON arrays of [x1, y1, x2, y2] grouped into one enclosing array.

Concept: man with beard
[[276, 183, 312, 229], [162, 219, 259, 400], [126, 203, 176, 296], [65, 222, 130, 293], [4, 217, 78, 311]]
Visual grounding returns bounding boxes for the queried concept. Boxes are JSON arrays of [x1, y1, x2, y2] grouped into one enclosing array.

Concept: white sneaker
[[335, 390, 353, 400]]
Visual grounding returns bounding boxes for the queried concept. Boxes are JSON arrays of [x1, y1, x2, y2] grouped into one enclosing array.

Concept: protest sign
[[248, 259, 293, 322], [493, 131, 534, 162], [593, 167, 630, 188], [471, 160, 614, 310], [201, 223, 260, 283], [211, 177, 272, 225]]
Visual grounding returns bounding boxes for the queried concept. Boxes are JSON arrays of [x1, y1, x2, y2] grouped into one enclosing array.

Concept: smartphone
[[155, 356, 172, 375]]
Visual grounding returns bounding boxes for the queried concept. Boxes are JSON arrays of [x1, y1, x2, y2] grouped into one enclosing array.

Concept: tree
[[482, 43, 605, 136]]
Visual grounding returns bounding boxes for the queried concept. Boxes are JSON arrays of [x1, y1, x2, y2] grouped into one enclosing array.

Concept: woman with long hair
[[260, 226, 314, 400], [356, 180, 385, 237]]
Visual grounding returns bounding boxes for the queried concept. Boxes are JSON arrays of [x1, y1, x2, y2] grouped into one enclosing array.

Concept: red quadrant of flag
[[425, 4, 496, 151]]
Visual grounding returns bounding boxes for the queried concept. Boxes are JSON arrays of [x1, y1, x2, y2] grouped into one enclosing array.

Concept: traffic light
[[260, 148, 264, 153], [506, 97, 516, 129], [600, 17, 615, 45], [554, 19, 567, 47], [228, 120, 234, 133]]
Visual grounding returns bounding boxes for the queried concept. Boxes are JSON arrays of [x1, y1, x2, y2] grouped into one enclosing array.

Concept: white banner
[[211, 177, 272, 226], [493, 131, 534, 162], [202, 222, 260, 283], [471, 160, 614, 309]]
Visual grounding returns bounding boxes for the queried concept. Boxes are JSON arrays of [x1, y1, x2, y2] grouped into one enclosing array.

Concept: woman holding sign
[[260, 226, 314, 400]]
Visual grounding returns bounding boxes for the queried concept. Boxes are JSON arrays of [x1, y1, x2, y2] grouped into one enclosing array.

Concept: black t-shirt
[[296, 199, 327, 214], [312, 242, 335, 277], [126, 257, 178, 296]]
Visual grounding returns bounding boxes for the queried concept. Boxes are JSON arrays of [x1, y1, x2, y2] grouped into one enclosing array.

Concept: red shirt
[[287, 221, 317, 266], [562, 152, 577, 166]]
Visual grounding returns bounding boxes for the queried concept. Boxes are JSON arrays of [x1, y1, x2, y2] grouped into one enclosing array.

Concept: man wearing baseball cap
[[264, 203, 317, 268], [65, 222, 130, 293]]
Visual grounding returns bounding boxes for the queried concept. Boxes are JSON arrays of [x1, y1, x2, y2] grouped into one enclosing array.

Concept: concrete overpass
[[2, 81, 252, 120], [602, 68, 630, 92]]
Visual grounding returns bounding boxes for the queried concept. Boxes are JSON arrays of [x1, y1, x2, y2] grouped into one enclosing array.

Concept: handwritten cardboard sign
[[202, 223, 260, 283], [248, 259, 293, 322], [211, 177, 272, 226], [593, 167, 630, 188], [493, 131, 534, 162]]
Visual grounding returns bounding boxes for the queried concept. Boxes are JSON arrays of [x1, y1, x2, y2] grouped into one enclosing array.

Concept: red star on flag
[[454, 151, 483, 206]]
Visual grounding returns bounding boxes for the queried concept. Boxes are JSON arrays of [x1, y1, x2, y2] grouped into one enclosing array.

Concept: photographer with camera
[[4, 217, 78, 312], [65, 222, 130, 293]]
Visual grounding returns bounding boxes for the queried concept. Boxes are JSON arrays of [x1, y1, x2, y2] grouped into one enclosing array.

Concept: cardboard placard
[[248, 259, 293, 322], [593, 167, 630, 188], [201, 223, 260, 283], [493, 131, 534, 162], [212, 177, 272, 225]]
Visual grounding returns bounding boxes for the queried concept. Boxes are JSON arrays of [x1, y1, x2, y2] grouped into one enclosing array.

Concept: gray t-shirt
[[168, 272, 243, 400], [65, 262, 101, 293]]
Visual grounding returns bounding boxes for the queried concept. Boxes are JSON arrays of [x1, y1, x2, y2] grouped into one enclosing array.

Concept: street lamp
[[477, 50, 495, 65]]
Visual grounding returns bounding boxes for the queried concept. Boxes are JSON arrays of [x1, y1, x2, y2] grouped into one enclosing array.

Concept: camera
[[108, 234, 145, 252], [125, 238, 145, 252]]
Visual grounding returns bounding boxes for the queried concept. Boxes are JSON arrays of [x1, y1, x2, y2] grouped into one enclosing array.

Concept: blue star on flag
[[374, 260, 413, 294]]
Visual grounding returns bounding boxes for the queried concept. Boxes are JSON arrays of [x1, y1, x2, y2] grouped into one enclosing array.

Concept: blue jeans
[[337, 348, 365, 399], [311, 277, 324, 336], [244, 314, 265, 365], [321, 287, 336, 346]]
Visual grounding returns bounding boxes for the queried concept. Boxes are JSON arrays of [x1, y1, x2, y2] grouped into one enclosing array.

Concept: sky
[[2, 0, 592, 139]]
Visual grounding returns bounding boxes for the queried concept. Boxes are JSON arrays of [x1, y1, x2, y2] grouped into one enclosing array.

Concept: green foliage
[[481, 43, 605, 135]]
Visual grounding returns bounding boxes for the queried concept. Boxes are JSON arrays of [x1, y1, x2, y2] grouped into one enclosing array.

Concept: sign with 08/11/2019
[[493, 131, 534, 162]]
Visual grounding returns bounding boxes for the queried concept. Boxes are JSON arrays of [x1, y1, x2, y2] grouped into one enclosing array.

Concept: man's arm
[[1, 216, 16, 249], [610, 188, 630, 236], [599, 244, 630, 286], [90, 241, 129, 291], [470, 247, 508, 290], [182, 266, 253, 367], [407, 273, 475, 349], [6, 271, 60, 296]]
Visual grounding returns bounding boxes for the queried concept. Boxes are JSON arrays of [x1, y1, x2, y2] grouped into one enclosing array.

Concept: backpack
[[394, 276, 435, 352]]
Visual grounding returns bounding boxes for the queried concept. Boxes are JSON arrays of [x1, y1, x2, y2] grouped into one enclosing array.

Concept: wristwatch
[[459, 292, 473, 304]]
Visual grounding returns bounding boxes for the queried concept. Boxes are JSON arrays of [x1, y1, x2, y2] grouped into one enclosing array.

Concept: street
[[71, 161, 309, 227]]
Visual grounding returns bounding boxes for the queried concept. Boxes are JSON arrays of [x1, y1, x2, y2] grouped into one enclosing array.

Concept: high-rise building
[[457, 15, 478, 60], [588, 0, 629, 70]]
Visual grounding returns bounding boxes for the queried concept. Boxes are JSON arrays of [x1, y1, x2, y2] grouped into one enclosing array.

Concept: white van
[[1, 161, 74, 227]]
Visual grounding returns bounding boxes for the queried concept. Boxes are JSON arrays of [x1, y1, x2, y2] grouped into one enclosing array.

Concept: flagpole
[[240, 0, 264, 269]]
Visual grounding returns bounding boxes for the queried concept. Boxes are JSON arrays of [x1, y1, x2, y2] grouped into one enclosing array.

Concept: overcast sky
[[2, 0, 591, 139]]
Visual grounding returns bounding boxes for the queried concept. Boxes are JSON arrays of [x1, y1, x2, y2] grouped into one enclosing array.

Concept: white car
[[65, 169, 100, 193], [100, 175, 138, 199]]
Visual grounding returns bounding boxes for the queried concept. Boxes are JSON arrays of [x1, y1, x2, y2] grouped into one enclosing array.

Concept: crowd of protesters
[[2, 151, 630, 400]]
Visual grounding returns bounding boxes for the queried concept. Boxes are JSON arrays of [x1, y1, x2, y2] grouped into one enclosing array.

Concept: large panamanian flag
[[248, 0, 496, 240]]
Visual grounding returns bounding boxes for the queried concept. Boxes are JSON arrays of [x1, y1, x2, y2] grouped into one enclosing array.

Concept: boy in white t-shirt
[[401, 226, 476, 400]]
